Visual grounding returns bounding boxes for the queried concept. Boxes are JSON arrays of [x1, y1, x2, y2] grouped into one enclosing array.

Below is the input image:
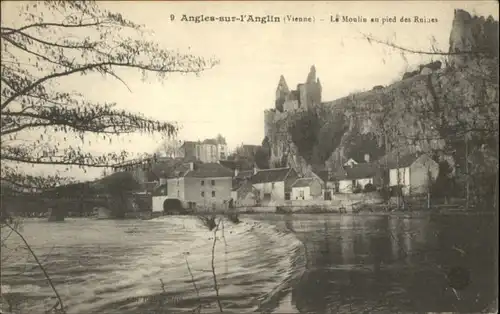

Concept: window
[[211, 180, 215, 186], [201, 180, 204, 186], [177, 179, 179, 186], [212, 191, 216, 197], [299, 190, 304, 198], [177, 190, 180, 197], [201, 191, 205, 197]]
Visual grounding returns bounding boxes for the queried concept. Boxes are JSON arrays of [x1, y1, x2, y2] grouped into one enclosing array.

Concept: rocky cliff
[[265, 9, 499, 176]]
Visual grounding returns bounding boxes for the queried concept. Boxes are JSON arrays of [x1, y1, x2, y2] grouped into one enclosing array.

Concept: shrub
[[353, 186, 362, 194], [226, 212, 240, 224], [364, 183, 376, 193], [197, 214, 217, 231]]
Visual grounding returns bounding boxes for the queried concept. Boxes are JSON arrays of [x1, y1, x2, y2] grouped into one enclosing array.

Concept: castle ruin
[[275, 65, 322, 112]]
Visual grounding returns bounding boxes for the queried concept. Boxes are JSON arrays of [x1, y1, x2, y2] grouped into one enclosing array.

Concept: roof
[[313, 170, 329, 183], [219, 160, 237, 170], [292, 177, 319, 188], [151, 183, 167, 196], [144, 182, 159, 193], [202, 138, 218, 145], [148, 158, 187, 180], [182, 163, 233, 178], [377, 152, 425, 169], [234, 180, 256, 196], [231, 170, 254, 190], [251, 167, 292, 184], [242, 144, 260, 150], [330, 163, 379, 181], [181, 141, 197, 148], [345, 163, 379, 180], [236, 170, 253, 180]]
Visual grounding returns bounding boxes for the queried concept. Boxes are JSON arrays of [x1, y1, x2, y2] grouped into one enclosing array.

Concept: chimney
[[234, 168, 239, 177], [189, 162, 194, 171], [253, 166, 258, 175], [364, 153, 370, 163]]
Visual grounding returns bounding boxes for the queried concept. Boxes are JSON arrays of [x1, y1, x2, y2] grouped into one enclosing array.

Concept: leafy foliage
[[288, 107, 347, 166], [1, 1, 218, 190], [99, 171, 140, 195], [288, 109, 321, 163], [254, 137, 271, 169]]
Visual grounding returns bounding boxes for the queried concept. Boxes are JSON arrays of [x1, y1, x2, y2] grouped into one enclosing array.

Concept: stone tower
[[302, 65, 322, 108], [448, 9, 499, 67], [275, 75, 290, 112]]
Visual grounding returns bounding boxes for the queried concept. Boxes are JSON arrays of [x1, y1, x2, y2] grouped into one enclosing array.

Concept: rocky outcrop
[[264, 9, 498, 176]]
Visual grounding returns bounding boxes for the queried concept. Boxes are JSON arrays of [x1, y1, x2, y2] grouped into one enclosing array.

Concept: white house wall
[[237, 192, 257, 207], [152, 196, 169, 213], [291, 186, 312, 200], [409, 155, 440, 195], [338, 180, 353, 193], [389, 167, 410, 187], [183, 177, 232, 208], [167, 177, 185, 200], [253, 181, 285, 205], [357, 178, 374, 189]]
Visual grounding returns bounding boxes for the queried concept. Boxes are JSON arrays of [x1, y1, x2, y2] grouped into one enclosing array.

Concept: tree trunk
[[465, 135, 469, 210], [396, 151, 401, 210]]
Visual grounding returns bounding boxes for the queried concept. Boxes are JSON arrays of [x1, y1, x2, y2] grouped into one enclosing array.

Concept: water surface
[[1, 213, 497, 313]]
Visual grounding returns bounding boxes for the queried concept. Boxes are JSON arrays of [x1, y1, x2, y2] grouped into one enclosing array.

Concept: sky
[[2, 1, 498, 182]]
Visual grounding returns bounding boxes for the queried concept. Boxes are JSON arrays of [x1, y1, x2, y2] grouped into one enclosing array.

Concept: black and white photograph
[[1, 1, 498, 313]]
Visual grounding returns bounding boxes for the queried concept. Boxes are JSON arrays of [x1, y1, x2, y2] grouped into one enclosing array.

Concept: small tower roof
[[306, 65, 317, 84], [277, 75, 290, 93]]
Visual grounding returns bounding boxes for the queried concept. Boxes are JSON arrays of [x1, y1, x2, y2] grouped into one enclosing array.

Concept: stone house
[[251, 167, 299, 205], [166, 162, 233, 210], [230, 168, 257, 207], [231, 181, 259, 207], [291, 177, 323, 201], [181, 137, 228, 163], [329, 162, 379, 194], [384, 153, 439, 196]]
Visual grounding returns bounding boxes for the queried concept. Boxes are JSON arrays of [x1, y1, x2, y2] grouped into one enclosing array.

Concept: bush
[[353, 186, 362, 194], [226, 212, 240, 224], [197, 215, 217, 231], [363, 183, 376, 192]]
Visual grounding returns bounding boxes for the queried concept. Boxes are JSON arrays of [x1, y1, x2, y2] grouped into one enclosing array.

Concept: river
[[1, 213, 497, 313]]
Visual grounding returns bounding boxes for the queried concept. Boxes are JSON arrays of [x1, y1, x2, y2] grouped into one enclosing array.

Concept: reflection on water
[[252, 213, 497, 313], [1, 213, 497, 314]]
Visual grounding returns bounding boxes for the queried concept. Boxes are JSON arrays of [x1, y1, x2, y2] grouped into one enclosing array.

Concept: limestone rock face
[[264, 9, 498, 177]]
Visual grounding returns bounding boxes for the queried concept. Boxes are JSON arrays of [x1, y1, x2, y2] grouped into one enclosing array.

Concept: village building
[[251, 167, 299, 205], [291, 177, 323, 200], [229, 167, 257, 207], [329, 162, 379, 194], [164, 162, 233, 210], [181, 137, 228, 163], [384, 153, 439, 195], [231, 181, 259, 207]]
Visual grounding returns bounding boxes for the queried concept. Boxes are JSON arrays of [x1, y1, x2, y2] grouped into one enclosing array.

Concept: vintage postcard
[[1, 1, 498, 313]]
